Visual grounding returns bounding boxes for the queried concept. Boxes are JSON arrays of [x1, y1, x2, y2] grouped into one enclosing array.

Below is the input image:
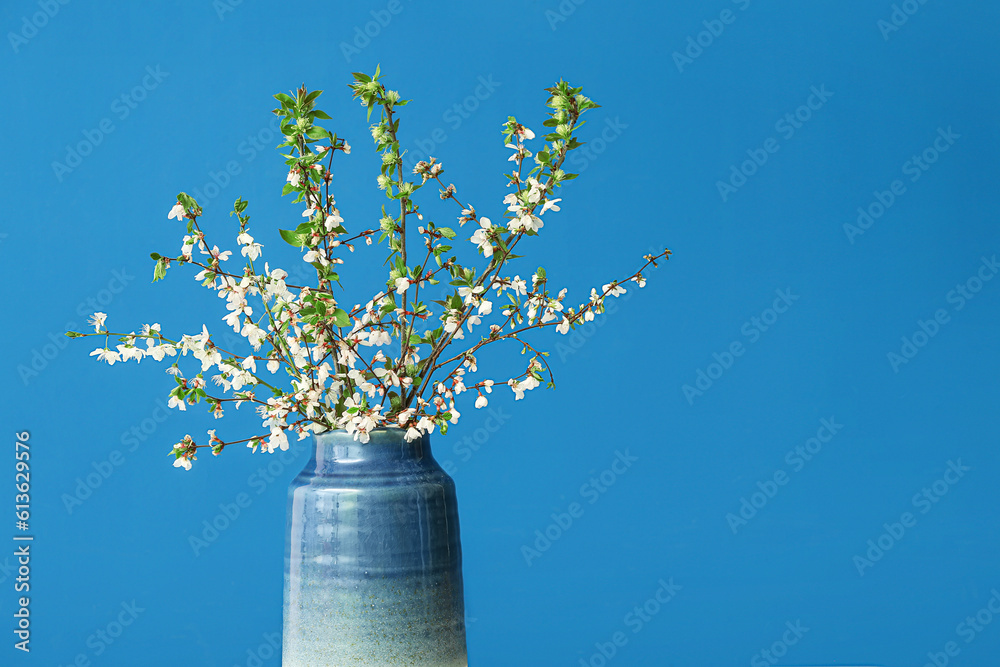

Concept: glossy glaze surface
[[282, 429, 468, 666]]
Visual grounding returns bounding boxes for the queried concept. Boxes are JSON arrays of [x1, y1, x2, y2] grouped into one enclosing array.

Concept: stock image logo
[[853, 460, 970, 576], [682, 288, 799, 404], [844, 127, 960, 244], [886, 255, 996, 373], [716, 85, 833, 202], [521, 449, 638, 566], [50, 66, 169, 182], [725, 418, 843, 534]]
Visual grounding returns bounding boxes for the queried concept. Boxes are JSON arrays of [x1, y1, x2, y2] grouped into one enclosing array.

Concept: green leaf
[[305, 126, 330, 141], [152, 258, 167, 282], [536, 266, 546, 280], [150, 252, 161, 260], [331, 308, 350, 328], [438, 227, 457, 240], [177, 192, 198, 211], [312, 109, 332, 120], [274, 92, 295, 106], [279, 229, 306, 247]]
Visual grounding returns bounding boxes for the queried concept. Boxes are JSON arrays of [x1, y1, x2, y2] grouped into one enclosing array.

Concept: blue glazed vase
[[282, 428, 468, 666]]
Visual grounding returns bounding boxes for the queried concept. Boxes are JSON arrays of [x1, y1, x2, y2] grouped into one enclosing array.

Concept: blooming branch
[[68, 69, 671, 469]]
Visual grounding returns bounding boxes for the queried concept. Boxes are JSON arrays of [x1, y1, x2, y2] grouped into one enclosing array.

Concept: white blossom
[[241, 322, 267, 349], [90, 347, 120, 365], [508, 375, 539, 400], [603, 282, 627, 297], [88, 312, 107, 332], [541, 198, 562, 214], [117, 345, 145, 362], [324, 211, 344, 231], [526, 178, 545, 203], [241, 356, 257, 374], [470, 217, 494, 257], [508, 213, 543, 234], [237, 232, 263, 261], [145, 344, 176, 362], [457, 284, 484, 305], [206, 246, 232, 262], [265, 427, 289, 453]]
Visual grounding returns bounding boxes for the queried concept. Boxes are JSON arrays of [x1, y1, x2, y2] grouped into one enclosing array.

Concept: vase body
[[282, 428, 468, 666]]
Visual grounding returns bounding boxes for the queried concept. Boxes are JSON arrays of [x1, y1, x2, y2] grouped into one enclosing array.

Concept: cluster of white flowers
[[72, 75, 669, 470]]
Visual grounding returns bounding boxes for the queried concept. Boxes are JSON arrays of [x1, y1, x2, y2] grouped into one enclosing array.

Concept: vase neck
[[308, 429, 433, 475]]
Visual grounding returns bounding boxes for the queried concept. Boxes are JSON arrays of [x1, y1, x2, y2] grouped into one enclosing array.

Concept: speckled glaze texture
[[282, 428, 468, 666]]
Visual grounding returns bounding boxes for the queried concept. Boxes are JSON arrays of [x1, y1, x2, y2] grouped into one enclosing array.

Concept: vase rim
[[310, 426, 426, 444]]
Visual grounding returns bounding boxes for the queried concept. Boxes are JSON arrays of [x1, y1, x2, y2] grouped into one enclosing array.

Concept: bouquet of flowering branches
[[68, 67, 670, 470]]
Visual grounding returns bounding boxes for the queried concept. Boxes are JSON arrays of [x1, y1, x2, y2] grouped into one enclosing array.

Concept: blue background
[[1, 0, 998, 665]]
